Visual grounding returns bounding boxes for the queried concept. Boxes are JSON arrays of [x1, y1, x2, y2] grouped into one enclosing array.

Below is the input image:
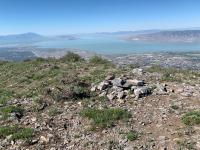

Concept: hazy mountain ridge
[[0, 33, 78, 45], [0, 32, 46, 44], [92, 30, 161, 36], [126, 30, 200, 42]]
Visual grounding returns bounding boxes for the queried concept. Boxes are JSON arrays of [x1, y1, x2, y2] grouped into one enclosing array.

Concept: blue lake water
[[25, 36, 200, 54]]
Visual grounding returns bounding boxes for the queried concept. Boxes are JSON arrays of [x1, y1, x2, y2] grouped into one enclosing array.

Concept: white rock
[[132, 68, 144, 75]]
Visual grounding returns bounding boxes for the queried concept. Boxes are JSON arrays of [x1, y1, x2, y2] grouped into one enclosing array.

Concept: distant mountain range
[[90, 30, 161, 37], [0, 33, 78, 45], [0, 32, 46, 44], [1, 29, 200, 45], [125, 30, 200, 42]]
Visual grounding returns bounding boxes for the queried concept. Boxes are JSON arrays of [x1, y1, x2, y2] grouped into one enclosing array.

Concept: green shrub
[[70, 85, 90, 100], [181, 111, 200, 125], [11, 128, 34, 141], [89, 69, 107, 84], [126, 131, 138, 141], [0, 126, 34, 140], [80, 108, 131, 129], [35, 57, 46, 62], [161, 72, 181, 82], [89, 56, 110, 65], [0, 105, 24, 119], [0, 126, 18, 138], [61, 52, 83, 62]]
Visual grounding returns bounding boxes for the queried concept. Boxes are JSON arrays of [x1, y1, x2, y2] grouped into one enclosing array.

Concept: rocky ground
[[0, 53, 200, 150]]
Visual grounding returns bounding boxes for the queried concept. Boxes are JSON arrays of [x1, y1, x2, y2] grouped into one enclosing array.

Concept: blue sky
[[0, 0, 200, 35]]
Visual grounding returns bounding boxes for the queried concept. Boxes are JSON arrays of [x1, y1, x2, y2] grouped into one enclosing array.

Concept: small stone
[[99, 91, 107, 97], [117, 91, 125, 99], [31, 117, 37, 122], [40, 136, 49, 143], [132, 68, 144, 75], [124, 145, 134, 150], [91, 85, 97, 92], [107, 92, 116, 100], [97, 81, 109, 91], [175, 88, 184, 94], [180, 91, 193, 97], [30, 139, 39, 145]]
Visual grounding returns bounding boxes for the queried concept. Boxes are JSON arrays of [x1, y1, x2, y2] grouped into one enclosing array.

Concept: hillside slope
[[1, 53, 200, 149]]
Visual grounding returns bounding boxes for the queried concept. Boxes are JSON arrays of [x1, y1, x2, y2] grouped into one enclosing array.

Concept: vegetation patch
[[70, 85, 90, 100], [126, 131, 138, 141], [89, 56, 111, 65], [177, 140, 196, 150], [80, 108, 131, 129], [181, 110, 200, 125], [61, 52, 83, 62], [170, 104, 179, 110], [0, 105, 24, 119], [0, 90, 14, 105], [0, 126, 34, 141], [147, 65, 200, 82]]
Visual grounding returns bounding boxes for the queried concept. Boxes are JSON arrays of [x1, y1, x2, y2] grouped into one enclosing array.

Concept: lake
[[3, 35, 200, 55]]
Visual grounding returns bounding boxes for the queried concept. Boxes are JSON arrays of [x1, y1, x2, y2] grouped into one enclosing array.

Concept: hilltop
[[1, 53, 200, 149]]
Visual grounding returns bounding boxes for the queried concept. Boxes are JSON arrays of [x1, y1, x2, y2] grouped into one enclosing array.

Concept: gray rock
[[157, 84, 167, 92], [132, 68, 144, 76], [99, 91, 107, 97], [126, 79, 144, 86], [131, 85, 137, 91], [124, 146, 134, 150], [181, 91, 193, 97], [154, 84, 168, 95], [107, 92, 117, 100], [112, 86, 124, 92], [122, 81, 133, 89], [111, 78, 125, 87], [97, 81, 110, 91], [134, 86, 151, 99], [117, 91, 125, 99]]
